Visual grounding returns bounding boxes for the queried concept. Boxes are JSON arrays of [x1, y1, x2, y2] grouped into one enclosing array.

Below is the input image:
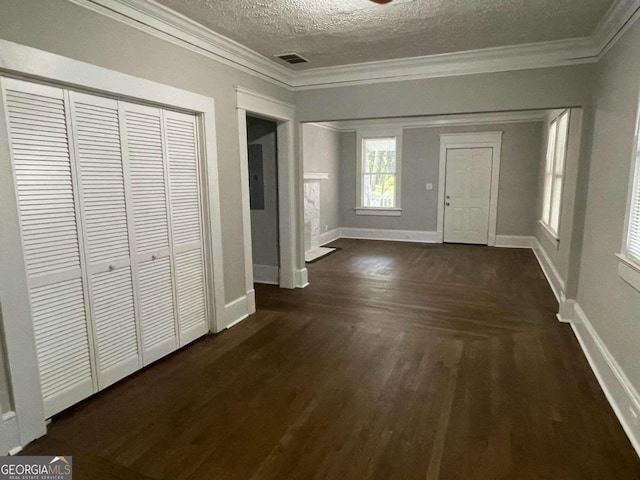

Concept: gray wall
[[0, 0, 294, 304], [0, 309, 12, 413], [302, 124, 341, 234], [534, 108, 584, 286], [247, 117, 279, 268], [576, 19, 640, 389], [339, 122, 543, 235], [295, 65, 594, 122]]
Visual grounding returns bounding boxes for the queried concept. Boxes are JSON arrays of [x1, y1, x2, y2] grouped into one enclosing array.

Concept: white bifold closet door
[[2, 77, 208, 417], [120, 102, 178, 365], [68, 92, 141, 389], [164, 110, 208, 344], [3, 79, 96, 417]]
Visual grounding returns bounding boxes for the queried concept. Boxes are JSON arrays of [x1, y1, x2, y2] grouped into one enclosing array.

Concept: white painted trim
[[557, 298, 576, 324], [0, 412, 21, 456], [355, 208, 402, 217], [332, 111, 546, 131], [223, 295, 250, 329], [237, 87, 301, 291], [67, 0, 293, 89], [253, 264, 279, 285], [304, 172, 330, 180], [292, 38, 597, 89], [305, 122, 343, 132], [66, 0, 640, 90], [538, 219, 561, 249], [617, 254, 640, 293], [0, 39, 227, 448], [295, 268, 309, 288], [564, 301, 640, 458], [339, 227, 440, 243], [318, 228, 341, 246], [438, 132, 503, 246], [532, 238, 566, 303], [494, 235, 535, 248]]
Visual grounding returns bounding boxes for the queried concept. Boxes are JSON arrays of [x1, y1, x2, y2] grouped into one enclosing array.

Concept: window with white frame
[[623, 118, 640, 266], [356, 129, 402, 214], [541, 110, 570, 238]]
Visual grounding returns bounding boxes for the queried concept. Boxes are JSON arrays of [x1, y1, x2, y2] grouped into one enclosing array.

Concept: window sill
[[355, 208, 402, 217], [617, 254, 640, 293], [538, 220, 560, 250]]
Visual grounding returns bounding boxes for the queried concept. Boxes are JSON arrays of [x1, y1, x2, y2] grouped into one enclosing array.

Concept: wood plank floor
[[23, 239, 640, 479]]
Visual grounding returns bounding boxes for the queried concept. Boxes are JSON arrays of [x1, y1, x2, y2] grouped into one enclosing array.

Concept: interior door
[[443, 148, 492, 245]]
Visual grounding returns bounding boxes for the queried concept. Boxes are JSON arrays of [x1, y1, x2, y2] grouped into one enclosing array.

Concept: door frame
[[0, 39, 227, 450], [236, 87, 307, 316], [438, 132, 503, 246]]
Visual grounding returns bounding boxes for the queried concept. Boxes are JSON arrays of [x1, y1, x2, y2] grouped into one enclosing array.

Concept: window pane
[[542, 121, 557, 224], [363, 173, 395, 208], [555, 112, 569, 175], [550, 176, 563, 233], [363, 137, 396, 173], [628, 150, 640, 262]]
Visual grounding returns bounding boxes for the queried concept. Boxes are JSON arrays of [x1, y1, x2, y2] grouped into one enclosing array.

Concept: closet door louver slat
[[164, 111, 208, 344], [2, 78, 95, 417], [121, 102, 178, 364], [69, 91, 141, 389]]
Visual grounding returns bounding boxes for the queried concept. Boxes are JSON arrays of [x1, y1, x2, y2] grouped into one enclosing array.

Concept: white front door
[[443, 148, 493, 245]]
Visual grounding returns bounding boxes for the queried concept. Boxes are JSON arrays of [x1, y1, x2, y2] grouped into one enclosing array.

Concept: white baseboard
[[295, 268, 309, 288], [223, 294, 250, 329], [319, 228, 340, 246], [246, 288, 256, 316], [494, 235, 535, 248], [564, 301, 640, 458], [532, 237, 566, 303], [0, 412, 20, 455], [253, 264, 279, 285], [338, 227, 440, 243]]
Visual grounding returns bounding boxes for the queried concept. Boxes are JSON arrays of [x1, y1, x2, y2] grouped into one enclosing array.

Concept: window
[[541, 110, 570, 239], [618, 104, 640, 293], [356, 129, 402, 216]]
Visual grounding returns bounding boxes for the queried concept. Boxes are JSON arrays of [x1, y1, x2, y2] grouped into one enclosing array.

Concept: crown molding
[[67, 0, 294, 89], [68, 0, 640, 91], [321, 110, 547, 132], [291, 38, 598, 90]]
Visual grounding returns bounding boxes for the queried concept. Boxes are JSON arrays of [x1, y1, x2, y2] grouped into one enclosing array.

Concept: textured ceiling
[[154, 0, 615, 69]]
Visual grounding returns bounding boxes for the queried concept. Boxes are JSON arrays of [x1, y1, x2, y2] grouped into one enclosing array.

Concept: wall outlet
[[426, 183, 433, 191]]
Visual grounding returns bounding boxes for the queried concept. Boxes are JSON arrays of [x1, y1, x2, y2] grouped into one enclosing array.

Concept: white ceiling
[[154, 0, 615, 70]]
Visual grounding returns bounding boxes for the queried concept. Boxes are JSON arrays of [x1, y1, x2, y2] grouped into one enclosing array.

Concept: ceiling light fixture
[[369, 0, 394, 3]]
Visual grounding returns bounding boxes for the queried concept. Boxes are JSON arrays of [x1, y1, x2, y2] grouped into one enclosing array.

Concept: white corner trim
[[223, 294, 251, 329], [236, 87, 295, 118], [67, 0, 293, 89], [253, 264, 279, 285], [355, 208, 402, 217], [566, 300, 640, 458], [67, 0, 640, 91], [532, 238, 566, 303], [557, 298, 576, 323], [339, 227, 440, 244], [0, 412, 21, 456], [494, 235, 535, 248], [295, 268, 309, 288], [318, 228, 340, 246], [304, 172, 330, 181], [333, 111, 546, 132], [438, 132, 502, 247]]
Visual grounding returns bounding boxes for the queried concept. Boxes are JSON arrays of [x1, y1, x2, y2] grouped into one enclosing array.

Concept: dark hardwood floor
[[23, 239, 640, 479]]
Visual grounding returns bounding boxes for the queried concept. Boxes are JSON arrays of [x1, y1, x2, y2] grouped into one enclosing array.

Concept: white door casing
[[438, 132, 503, 246], [443, 148, 493, 244]]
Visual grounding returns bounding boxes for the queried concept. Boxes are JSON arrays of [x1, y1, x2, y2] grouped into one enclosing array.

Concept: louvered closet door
[[68, 91, 141, 389], [164, 110, 208, 345], [2, 78, 96, 417], [120, 102, 178, 365]]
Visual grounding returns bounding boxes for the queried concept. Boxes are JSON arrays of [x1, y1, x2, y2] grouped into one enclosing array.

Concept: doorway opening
[[246, 115, 280, 285]]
